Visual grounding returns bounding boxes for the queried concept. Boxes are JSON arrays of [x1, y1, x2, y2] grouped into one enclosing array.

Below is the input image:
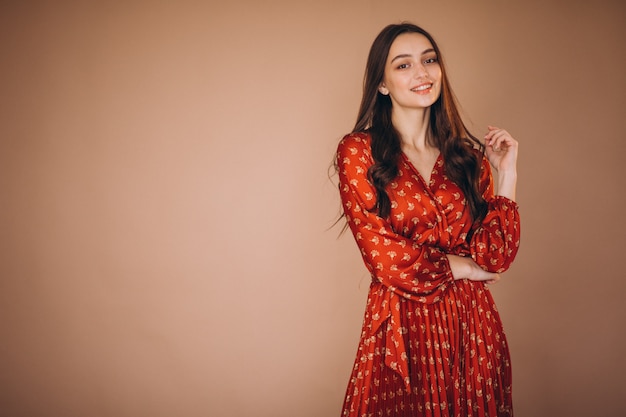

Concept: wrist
[[447, 254, 471, 280], [496, 170, 517, 201]]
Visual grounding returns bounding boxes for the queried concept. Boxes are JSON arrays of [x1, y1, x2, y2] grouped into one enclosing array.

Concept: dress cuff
[[490, 195, 519, 210]]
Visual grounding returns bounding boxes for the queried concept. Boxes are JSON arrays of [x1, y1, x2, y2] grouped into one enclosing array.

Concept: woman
[[336, 23, 520, 416]]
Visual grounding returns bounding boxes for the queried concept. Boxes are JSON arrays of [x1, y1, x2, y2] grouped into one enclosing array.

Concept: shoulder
[[336, 132, 372, 160], [465, 144, 490, 173], [478, 151, 491, 174], [475, 150, 494, 194]]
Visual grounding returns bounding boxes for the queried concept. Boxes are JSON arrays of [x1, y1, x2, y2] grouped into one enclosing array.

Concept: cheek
[[430, 66, 442, 81]]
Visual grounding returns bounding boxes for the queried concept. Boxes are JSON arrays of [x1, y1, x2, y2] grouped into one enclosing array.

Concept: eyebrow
[[390, 48, 436, 63]]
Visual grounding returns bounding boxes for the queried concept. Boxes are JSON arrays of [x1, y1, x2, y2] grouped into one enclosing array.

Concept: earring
[[378, 87, 389, 95]]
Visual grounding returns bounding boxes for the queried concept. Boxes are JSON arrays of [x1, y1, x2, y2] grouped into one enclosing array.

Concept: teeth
[[412, 84, 432, 91]]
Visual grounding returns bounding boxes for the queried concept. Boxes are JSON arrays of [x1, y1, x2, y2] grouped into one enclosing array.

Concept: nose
[[414, 63, 428, 78]]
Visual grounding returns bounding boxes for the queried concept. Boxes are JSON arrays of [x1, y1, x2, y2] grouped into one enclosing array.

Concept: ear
[[378, 84, 389, 95]]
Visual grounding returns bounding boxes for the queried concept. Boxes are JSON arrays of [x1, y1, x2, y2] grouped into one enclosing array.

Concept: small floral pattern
[[337, 133, 520, 417]]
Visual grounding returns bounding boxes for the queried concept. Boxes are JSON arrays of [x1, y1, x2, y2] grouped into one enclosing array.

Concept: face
[[379, 32, 442, 111]]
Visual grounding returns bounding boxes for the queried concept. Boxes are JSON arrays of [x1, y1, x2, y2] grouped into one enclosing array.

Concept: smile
[[411, 83, 433, 93]]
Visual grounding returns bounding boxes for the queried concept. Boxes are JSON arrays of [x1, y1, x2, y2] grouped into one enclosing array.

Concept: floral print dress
[[337, 132, 521, 417]]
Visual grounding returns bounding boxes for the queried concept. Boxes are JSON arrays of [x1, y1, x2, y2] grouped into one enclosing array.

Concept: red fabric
[[337, 133, 520, 417]]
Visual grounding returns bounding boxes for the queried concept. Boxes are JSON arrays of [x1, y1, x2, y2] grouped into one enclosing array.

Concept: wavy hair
[[352, 22, 488, 227]]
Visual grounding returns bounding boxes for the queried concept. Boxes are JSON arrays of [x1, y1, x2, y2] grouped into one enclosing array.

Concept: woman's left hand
[[484, 125, 518, 174]]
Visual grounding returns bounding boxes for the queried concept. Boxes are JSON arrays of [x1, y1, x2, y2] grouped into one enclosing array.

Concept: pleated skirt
[[341, 280, 513, 417]]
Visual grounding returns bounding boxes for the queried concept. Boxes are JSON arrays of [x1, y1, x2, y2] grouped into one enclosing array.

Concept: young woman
[[336, 23, 520, 416]]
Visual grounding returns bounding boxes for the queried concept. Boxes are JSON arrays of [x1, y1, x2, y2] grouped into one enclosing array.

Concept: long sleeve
[[337, 134, 454, 303], [469, 160, 521, 273]]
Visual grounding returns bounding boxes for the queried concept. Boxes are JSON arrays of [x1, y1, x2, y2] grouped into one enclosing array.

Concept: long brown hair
[[354, 23, 487, 226]]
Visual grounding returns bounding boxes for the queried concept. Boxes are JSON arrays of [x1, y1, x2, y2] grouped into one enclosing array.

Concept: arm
[[485, 125, 518, 201], [469, 127, 521, 273], [337, 134, 454, 301], [447, 254, 502, 284]]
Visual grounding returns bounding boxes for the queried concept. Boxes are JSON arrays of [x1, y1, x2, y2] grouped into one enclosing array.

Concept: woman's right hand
[[447, 254, 501, 284]]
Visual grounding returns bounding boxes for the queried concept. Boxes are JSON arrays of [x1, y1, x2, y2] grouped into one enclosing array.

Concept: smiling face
[[379, 32, 442, 111]]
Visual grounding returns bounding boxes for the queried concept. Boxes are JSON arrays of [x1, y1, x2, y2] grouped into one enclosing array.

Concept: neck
[[391, 107, 432, 151]]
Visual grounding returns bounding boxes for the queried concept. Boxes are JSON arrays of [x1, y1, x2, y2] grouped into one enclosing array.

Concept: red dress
[[337, 133, 520, 417]]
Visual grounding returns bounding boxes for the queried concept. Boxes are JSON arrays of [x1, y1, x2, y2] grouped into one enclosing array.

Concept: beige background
[[1, 1, 625, 416]]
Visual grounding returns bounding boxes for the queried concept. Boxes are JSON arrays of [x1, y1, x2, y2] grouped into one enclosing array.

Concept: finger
[[486, 274, 501, 284], [484, 128, 498, 140], [484, 125, 503, 136], [484, 127, 506, 144], [494, 137, 517, 154], [488, 130, 510, 143], [487, 131, 513, 151], [486, 136, 505, 151]]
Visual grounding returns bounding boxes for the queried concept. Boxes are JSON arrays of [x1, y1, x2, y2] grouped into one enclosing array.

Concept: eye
[[423, 57, 439, 65], [397, 63, 411, 69]]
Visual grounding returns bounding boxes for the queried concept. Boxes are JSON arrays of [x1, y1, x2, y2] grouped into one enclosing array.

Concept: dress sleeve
[[469, 159, 521, 273], [337, 134, 454, 301]]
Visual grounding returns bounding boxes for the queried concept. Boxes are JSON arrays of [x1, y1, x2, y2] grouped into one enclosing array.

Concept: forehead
[[387, 32, 434, 60]]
